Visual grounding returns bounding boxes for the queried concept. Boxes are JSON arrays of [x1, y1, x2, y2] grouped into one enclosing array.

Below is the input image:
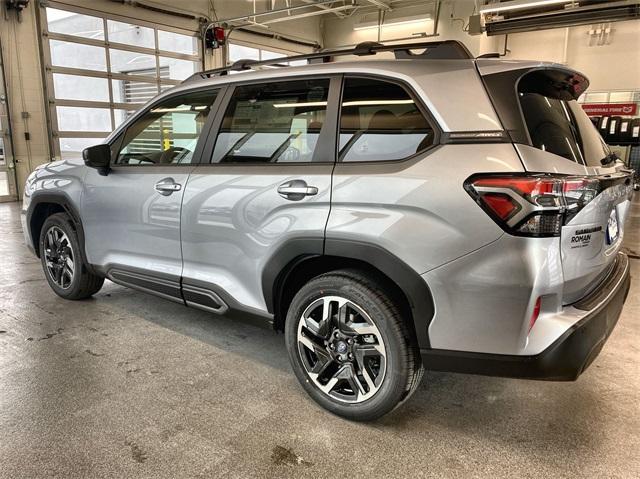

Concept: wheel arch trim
[[263, 237, 435, 348], [27, 192, 97, 276]]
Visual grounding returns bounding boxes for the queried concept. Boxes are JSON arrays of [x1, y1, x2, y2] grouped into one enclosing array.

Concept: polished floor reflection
[[0, 198, 639, 478]]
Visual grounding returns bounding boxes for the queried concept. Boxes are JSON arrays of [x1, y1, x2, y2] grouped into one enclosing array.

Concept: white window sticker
[[601, 117, 609, 128], [609, 120, 617, 134], [633, 126, 640, 138], [621, 122, 628, 133]]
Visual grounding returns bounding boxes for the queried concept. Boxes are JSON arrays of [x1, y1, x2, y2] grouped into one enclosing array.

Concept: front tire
[[39, 213, 104, 300], [285, 269, 423, 421]]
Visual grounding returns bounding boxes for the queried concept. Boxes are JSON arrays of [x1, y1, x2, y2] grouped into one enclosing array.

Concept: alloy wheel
[[296, 296, 387, 403], [43, 226, 75, 290]]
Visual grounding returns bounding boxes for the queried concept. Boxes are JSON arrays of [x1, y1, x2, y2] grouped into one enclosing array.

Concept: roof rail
[[183, 40, 473, 83]]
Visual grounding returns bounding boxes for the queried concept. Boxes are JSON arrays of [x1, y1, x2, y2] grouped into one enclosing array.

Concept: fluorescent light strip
[[151, 106, 207, 113], [273, 101, 327, 108], [272, 99, 414, 108], [343, 99, 414, 106], [353, 17, 432, 31], [480, 0, 572, 14]]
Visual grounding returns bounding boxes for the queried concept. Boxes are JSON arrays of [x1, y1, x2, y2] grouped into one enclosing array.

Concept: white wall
[[499, 20, 640, 92], [322, 1, 486, 54], [0, 0, 322, 195], [322, 1, 640, 93]]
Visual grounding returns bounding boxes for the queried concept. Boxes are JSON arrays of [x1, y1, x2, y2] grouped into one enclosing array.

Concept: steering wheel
[[159, 146, 190, 164], [277, 146, 301, 163]]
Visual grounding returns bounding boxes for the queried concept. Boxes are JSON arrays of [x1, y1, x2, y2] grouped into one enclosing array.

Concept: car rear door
[[179, 76, 340, 314]]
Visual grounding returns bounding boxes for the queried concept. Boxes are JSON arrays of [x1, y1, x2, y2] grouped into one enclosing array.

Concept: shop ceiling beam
[[300, 0, 349, 17], [364, 0, 391, 10], [217, 0, 357, 25]]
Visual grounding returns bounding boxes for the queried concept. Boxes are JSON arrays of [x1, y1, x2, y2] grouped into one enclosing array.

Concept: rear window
[[519, 93, 586, 164], [519, 93, 611, 167]]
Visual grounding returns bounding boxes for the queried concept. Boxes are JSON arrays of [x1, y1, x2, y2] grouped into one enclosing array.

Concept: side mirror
[[82, 144, 111, 176]]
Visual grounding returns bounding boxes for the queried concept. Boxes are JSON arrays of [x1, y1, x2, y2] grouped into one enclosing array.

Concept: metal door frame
[[0, 35, 18, 202]]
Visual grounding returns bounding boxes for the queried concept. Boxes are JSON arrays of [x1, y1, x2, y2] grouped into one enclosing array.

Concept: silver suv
[[22, 41, 633, 420]]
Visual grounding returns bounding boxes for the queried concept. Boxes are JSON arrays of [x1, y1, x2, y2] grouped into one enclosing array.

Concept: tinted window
[[115, 90, 218, 165], [519, 93, 585, 164], [339, 77, 434, 162], [212, 79, 329, 164], [566, 101, 612, 167]]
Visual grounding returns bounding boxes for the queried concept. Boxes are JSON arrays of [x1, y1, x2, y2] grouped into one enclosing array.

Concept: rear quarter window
[[339, 77, 435, 162]]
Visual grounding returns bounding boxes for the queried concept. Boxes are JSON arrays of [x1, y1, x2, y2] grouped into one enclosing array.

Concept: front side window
[[212, 79, 329, 164], [519, 93, 585, 164], [115, 90, 218, 165], [339, 77, 434, 162]]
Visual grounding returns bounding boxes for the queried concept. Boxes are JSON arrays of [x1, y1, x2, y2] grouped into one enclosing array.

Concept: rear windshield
[[519, 93, 610, 167]]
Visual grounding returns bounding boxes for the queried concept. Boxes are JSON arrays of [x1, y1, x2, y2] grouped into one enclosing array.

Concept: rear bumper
[[421, 252, 631, 381]]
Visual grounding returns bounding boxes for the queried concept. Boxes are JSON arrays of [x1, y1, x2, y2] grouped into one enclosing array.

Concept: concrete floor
[[0, 198, 638, 479]]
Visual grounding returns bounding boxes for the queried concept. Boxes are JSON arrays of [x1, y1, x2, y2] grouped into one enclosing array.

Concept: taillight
[[465, 174, 600, 237], [480, 193, 520, 220], [529, 297, 541, 332]]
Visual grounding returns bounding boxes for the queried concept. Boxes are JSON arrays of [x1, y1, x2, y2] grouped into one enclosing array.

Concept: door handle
[[277, 180, 318, 201], [154, 178, 182, 196]]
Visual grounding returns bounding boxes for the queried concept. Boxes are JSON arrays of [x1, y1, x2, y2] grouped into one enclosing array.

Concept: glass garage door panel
[[56, 107, 112, 132], [43, 5, 202, 159], [159, 57, 199, 81], [114, 109, 138, 128], [112, 79, 158, 105], [229, 44, 260, 62], [46, 7, 104, 40], [53, 74, 110, 102], [107, 20, 155, 49], [50, 40, 107, 71], [110, 49, 157, 76], [59, 138, 106, 160], [158, 30, 198, 55], [0, 171, 8, 196]]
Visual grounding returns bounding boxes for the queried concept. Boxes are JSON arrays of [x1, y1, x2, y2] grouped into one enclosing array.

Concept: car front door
[[81, 88, 222, 301], [180, 76, 340, 315]]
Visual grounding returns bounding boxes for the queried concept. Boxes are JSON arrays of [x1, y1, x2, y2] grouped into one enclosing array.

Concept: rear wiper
[[600, 152, 619, 167]]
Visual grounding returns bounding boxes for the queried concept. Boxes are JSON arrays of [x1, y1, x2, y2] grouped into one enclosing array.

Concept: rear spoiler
[[476, 62, 590, 144]]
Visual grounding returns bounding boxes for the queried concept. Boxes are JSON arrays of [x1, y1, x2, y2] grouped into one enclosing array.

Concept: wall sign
[[582, 103, 637, 116]]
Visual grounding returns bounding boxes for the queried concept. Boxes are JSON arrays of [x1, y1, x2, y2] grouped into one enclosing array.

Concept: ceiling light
[[480, 0, 574, 14]]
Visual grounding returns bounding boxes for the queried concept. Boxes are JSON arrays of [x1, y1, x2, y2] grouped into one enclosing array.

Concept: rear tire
[[285, 269, 423, 421], [39, 213, 104, 300]]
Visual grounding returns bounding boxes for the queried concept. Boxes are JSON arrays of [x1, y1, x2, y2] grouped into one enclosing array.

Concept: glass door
[[0, 37, 17, 202]]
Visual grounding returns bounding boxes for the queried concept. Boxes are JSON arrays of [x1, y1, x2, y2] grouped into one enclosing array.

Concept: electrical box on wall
[[5, 0, 29, 11], [205, 26, 226, 49], [468, 14, 483, 35]]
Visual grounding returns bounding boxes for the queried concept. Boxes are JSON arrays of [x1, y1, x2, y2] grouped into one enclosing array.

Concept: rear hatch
[[478, 61, 634, 304]]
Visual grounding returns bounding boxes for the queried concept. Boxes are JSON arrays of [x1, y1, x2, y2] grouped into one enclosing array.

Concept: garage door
[[40, 2, 203, 160], [0, 39, 16, 202]]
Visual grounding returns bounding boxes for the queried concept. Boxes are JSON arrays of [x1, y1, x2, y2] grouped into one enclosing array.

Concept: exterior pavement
[[0, 197, 638, 478]]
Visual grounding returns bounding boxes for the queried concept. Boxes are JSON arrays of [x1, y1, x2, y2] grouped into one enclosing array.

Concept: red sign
[[581, 103, 637, 116]]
